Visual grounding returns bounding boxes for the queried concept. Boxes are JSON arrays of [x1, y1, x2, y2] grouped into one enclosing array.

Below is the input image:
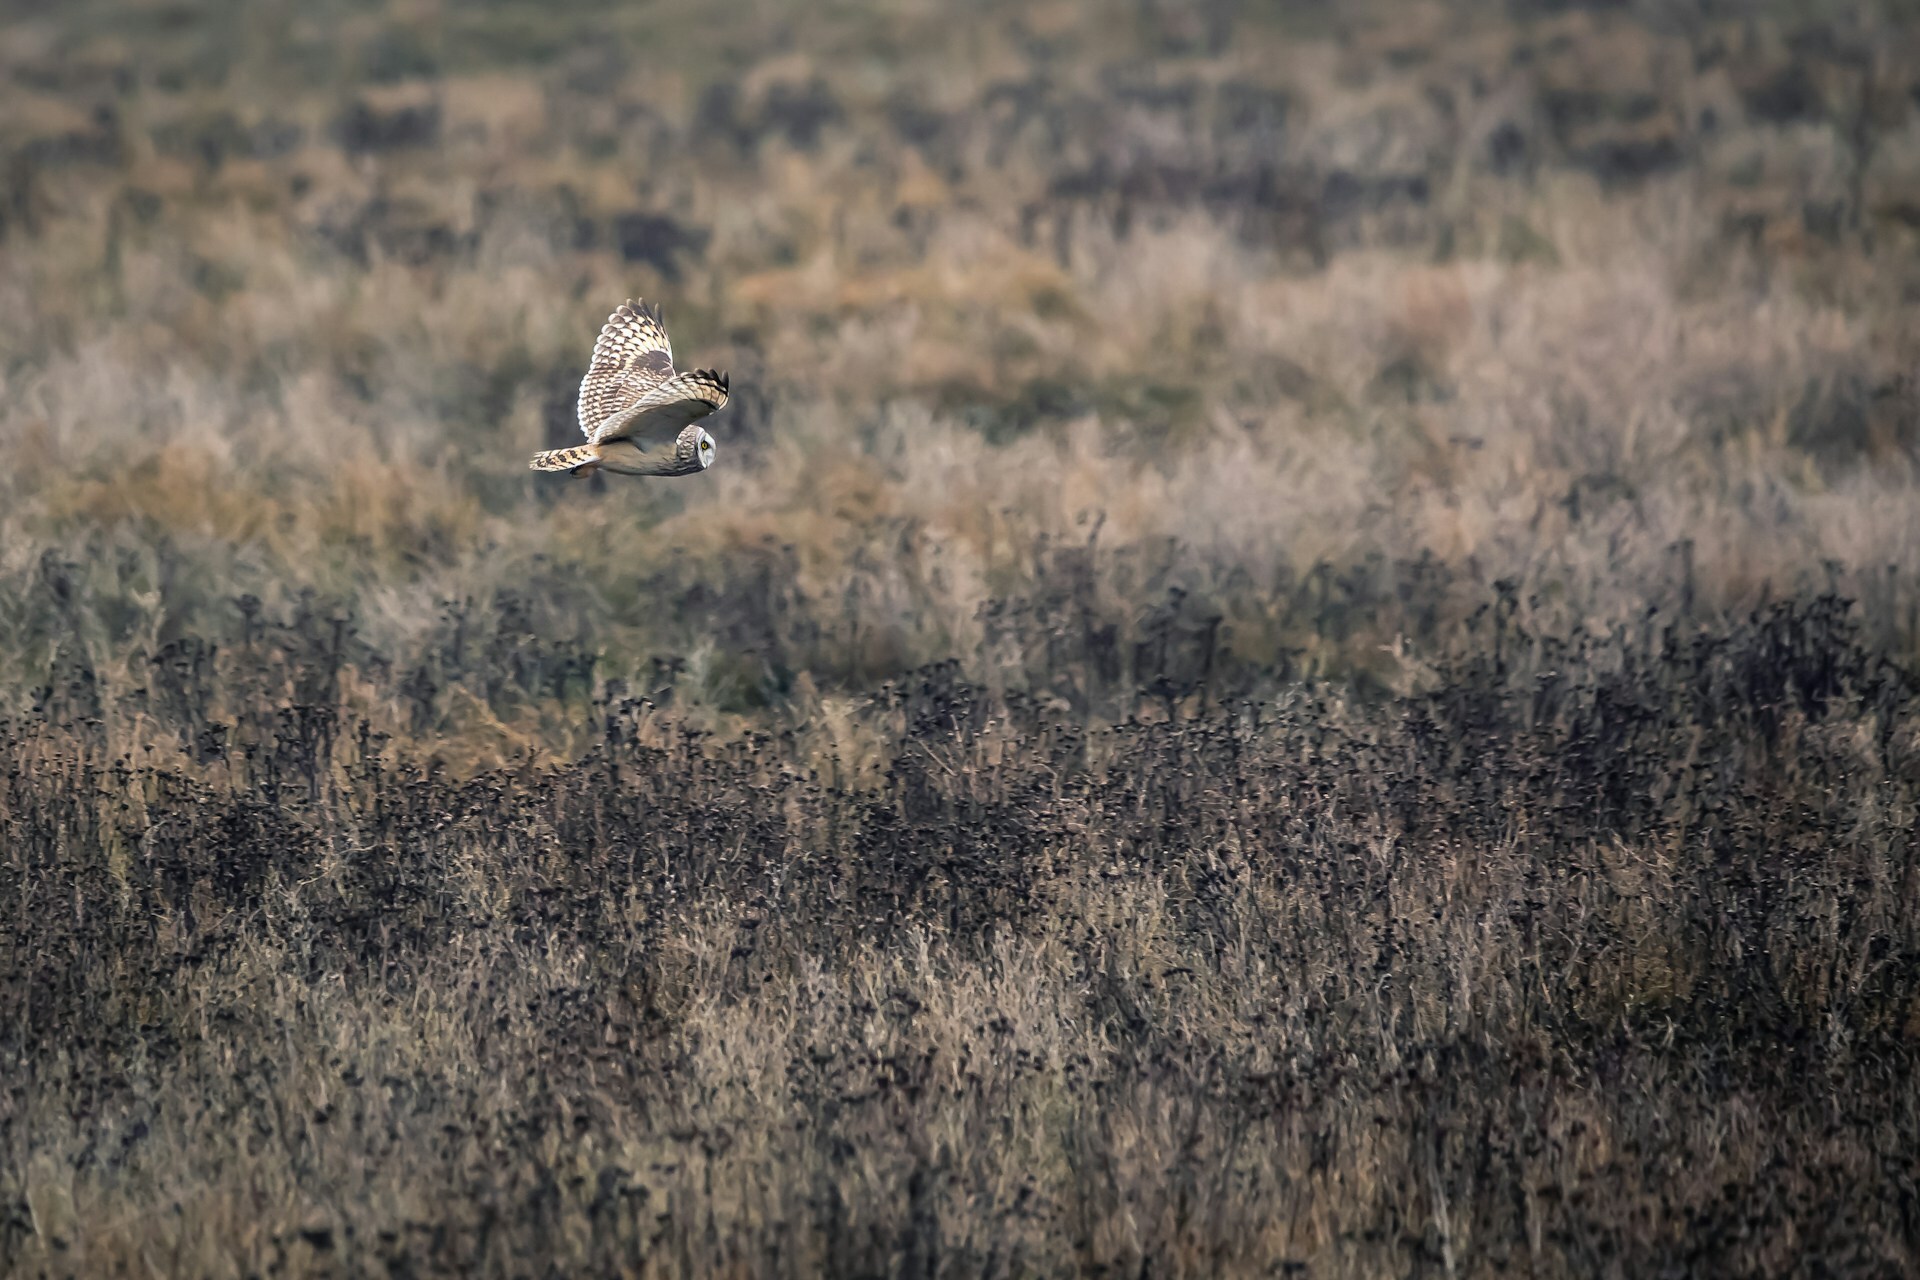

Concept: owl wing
[[593, 369, 730, 444], [576, 299, 675, 440]]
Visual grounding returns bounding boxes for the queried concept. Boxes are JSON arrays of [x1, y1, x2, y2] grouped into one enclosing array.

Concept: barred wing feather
[[576, 299, 675, 439], [593, 368, 730, 444]]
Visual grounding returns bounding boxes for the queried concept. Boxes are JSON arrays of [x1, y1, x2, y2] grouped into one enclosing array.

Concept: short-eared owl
[[529, 299, 729, 478]]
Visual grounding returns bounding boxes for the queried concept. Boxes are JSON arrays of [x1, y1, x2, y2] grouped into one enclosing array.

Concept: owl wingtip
[[616, 297, 663, 326]]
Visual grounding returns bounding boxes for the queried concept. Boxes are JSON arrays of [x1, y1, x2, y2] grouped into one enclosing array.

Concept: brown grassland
[[4, 0, 1920, 1275]]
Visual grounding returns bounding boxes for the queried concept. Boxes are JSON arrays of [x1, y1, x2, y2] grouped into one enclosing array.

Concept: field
[[4, 0, 1920, 1275]]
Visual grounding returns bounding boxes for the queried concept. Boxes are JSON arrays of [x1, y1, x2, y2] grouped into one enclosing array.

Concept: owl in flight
[[530, 299, 729, 478]]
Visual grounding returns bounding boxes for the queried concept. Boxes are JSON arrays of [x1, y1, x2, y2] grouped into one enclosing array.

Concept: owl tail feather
[[530, 443, 601, 475]]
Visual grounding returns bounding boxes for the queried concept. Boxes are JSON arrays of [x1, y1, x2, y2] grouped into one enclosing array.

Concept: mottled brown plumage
[[530, 299, 729, 477]]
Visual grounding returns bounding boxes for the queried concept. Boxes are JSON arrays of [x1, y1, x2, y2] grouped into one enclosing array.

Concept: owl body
[[530, 300, 729, 479], [598, 425, 716, 476]]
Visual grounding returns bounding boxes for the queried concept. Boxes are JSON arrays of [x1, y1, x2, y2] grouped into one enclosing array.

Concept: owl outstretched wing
[[594, 369, 730, 444], [577, 299, 675, 440]]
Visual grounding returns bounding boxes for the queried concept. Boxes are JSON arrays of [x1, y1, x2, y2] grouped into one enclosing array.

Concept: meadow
[[3, 0, 1920, 1274]]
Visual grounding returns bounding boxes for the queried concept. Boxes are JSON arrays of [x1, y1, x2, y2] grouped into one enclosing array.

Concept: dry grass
[[3, 0, 1920, 1276]]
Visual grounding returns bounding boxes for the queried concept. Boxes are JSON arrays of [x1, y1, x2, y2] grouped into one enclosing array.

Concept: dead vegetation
[[3, 1, 1920, 1276]]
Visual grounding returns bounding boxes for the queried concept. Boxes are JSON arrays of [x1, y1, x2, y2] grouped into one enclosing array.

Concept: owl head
[[671, 424, 718, 474]]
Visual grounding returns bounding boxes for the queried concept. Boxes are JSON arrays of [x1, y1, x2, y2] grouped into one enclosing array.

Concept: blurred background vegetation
[[3, 0, 1920, 1275]]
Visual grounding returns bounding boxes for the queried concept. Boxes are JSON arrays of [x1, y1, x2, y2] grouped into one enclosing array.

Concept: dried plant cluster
[[3, 1, 1920, 1276]]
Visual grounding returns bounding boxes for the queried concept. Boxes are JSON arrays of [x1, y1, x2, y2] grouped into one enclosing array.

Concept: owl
[[530, 299, 729, 478]]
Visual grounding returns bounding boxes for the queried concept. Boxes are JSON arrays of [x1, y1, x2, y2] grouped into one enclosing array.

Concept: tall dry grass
[[3, 0, 1920, 1275]]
